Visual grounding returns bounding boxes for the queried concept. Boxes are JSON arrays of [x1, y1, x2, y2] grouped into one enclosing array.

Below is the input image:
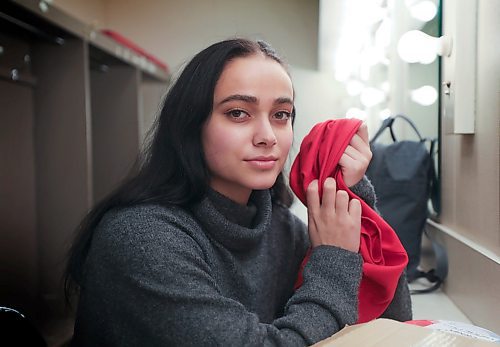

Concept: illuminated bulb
[[410, 85, 438, 106], [409, 1, 437, 22], [398, 30, 435, 63], [375, 19, 392, 49], [346, 108, 367, 120], [360, 87, 385, 108], [360, 64, 371, 81], [398, 30, 452, 64], [346, 80, 364, 96], [380, 81, 390, 93]]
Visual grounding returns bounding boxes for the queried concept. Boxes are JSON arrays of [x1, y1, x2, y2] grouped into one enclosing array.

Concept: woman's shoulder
[[84, 204, 210, 286], [104, 203, 197, 229], [94, 203, 203, 250]]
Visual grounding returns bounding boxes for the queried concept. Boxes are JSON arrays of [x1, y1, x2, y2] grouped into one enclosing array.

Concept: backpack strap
[[410, 137, 448, 294], [370, 117, 395, 144], [370, 115, 424, 145], [410, 227, 449, 294], [392, 114, 424, 142], [428, 138, 441, 216]]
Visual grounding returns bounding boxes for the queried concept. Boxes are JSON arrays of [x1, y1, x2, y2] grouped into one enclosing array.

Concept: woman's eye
[[226, 109, 248, 119], [273, 111, 291, 121]]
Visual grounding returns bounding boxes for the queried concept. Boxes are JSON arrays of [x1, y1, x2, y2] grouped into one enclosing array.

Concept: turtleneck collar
[[191, 189, 272, 251]]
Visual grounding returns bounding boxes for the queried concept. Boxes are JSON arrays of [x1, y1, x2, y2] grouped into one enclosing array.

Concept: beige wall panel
[[427, 224, 500, 333], [53, 0, 319, 72], [431, 0, 500, 329], [52, 0, 106, 27], [103, 0, 319, 72], [440, 0, 500, 256]]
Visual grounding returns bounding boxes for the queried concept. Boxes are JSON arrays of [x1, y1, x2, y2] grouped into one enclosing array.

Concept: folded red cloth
[[101, 29, 169, 72], [289, 118, 408, 323]]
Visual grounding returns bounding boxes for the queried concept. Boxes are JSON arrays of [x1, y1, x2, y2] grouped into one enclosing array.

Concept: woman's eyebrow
[[217, 95, 293, 107], [274, 97, 293, 106], [218, 94, 257, 105]]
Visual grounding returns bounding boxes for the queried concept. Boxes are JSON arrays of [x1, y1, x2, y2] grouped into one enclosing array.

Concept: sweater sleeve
[[349, 175, 377, 209], [73, 206, 362, 347], [273, 246, 362, 344]]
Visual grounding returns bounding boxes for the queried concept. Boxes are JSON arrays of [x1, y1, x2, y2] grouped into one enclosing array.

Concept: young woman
[[66, 38, 411, 346]]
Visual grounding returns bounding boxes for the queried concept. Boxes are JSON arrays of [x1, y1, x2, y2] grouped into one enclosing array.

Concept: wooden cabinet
[[0, 1, 169, 343]]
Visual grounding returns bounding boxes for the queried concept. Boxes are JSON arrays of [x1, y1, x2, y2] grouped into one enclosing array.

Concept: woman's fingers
[[349, 198, 362, 218], [306, 180, 320, 245], [306, 180, 320, 210], [345, 131, 372, 163], [340, 147, 364, 167], [357, 122, 370, 145], [337, 123, 373, 187], [306, 177, 362, 251], [322, 177, 337, 211], [307, 211, 319, 246], [335, 190, 349, 214]]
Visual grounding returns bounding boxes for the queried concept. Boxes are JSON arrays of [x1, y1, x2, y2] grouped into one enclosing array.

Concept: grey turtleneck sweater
[[73, 179, 411, 346]]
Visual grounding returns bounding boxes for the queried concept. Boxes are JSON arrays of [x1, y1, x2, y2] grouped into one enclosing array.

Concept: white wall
[[288, 67, 347, 221]]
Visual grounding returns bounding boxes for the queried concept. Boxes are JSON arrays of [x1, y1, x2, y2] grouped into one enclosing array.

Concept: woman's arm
[[73, 205, 362, 346], [349, 175, 377, 209]]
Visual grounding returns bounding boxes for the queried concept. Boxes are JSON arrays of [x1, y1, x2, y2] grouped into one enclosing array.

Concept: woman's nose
[[253, 118, 277, 147]]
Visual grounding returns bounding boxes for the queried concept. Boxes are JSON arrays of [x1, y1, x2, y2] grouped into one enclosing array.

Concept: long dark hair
[[64, 38, 295, 299]]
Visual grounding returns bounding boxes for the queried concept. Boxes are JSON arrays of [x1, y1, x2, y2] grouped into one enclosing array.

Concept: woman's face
[[202, 53, 294, 204]]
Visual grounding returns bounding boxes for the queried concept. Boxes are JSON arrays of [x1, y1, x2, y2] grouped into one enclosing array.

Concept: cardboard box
[[313, 319, 498, 346]]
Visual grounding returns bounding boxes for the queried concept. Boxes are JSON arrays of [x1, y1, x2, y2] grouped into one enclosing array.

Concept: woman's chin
[[248, 179, 278, 191]]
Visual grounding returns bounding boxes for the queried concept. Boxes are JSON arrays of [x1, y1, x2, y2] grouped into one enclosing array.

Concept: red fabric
[[101, 29, 169, 72], [405, 320, 434, 327], [289, 119, 408, 323]]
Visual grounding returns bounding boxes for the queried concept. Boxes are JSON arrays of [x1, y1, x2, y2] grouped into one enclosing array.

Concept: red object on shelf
[[101, 29, 169, 72]]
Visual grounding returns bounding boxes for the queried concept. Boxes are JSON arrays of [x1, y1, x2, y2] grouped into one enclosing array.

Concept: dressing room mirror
[[319, 0, 442, 216]]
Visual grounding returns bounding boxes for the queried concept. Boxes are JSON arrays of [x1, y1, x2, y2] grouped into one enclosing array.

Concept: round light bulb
[[409, 1, 437, 22], [398, 30, 437, 64], [360, 87, 385, 108], [346, 80, 365, 96], [410, 85, 438, 106]]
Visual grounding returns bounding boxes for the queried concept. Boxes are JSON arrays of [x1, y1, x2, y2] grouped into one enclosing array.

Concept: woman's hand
[[339, 123, 372, 187], [306, 178, 361, 252]]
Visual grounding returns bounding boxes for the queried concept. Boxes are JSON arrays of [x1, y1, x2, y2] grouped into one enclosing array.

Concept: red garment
[[289, 119, 408, 323]]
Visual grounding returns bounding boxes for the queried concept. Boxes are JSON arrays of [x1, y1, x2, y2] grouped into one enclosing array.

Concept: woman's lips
[[245, 156, 278, 169]]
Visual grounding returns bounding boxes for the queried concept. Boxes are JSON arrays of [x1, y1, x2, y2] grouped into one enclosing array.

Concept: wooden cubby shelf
[[0, 1, 169, 344]]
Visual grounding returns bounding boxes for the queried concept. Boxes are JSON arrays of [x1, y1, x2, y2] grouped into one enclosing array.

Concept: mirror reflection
[[318, 0, 442, 214]]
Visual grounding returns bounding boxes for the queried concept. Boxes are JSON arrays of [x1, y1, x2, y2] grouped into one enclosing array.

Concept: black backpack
[[366, 115, 447, 293]]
